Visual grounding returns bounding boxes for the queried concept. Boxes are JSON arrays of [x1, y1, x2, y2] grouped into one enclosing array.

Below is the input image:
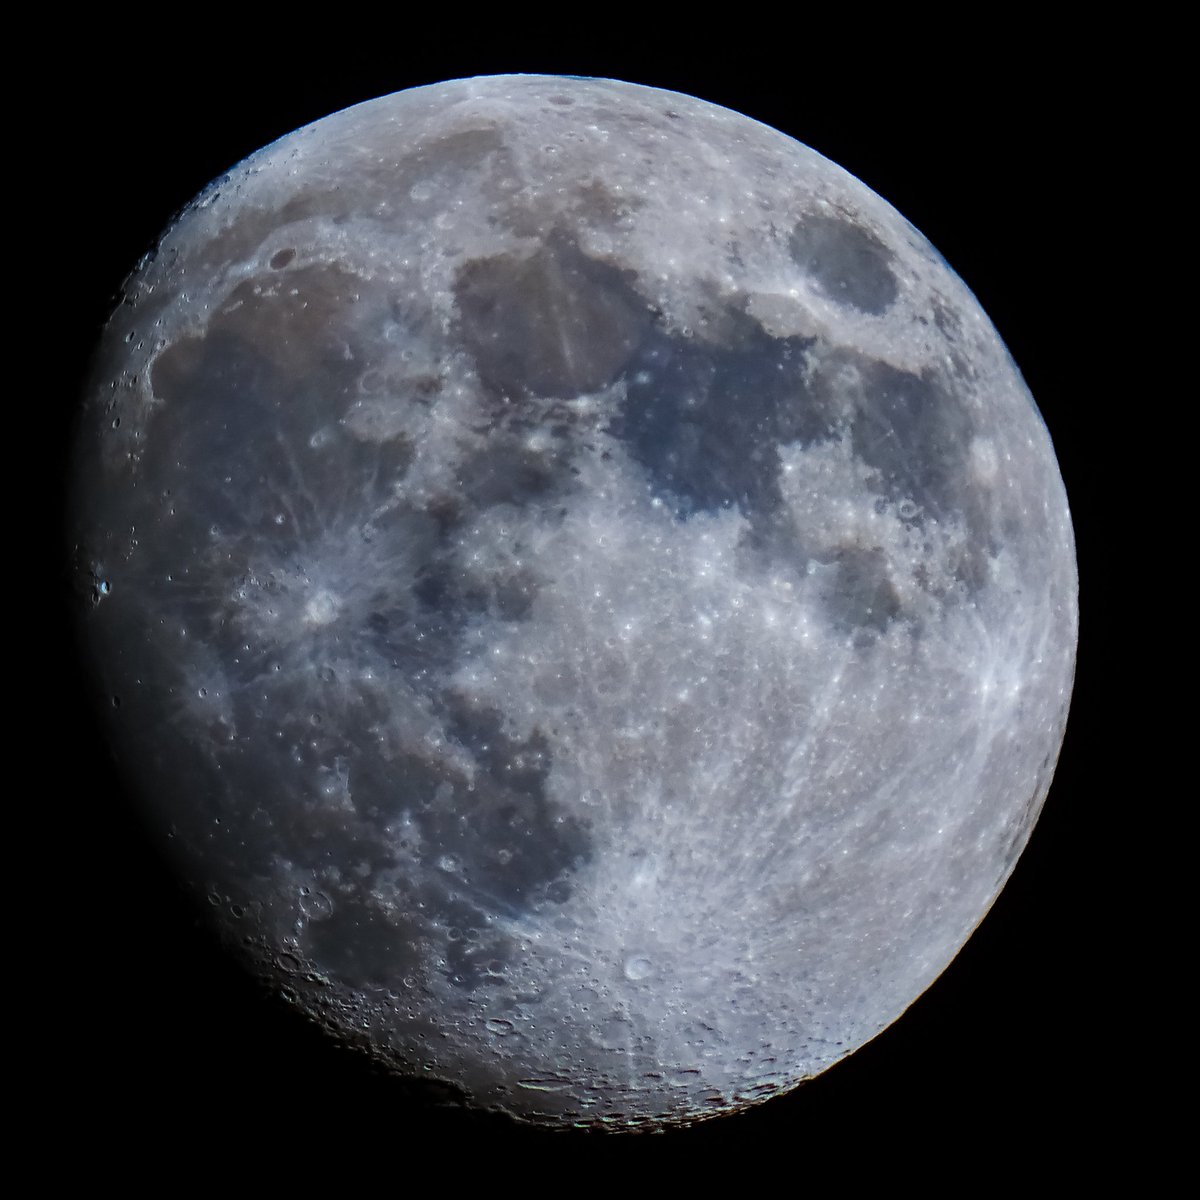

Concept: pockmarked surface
[[71, 76, 1077, 1127]]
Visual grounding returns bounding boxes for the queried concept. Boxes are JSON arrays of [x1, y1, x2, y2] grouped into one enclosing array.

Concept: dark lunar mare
[[453, 229, 985, 569], [75, 248, 613, 998], [75, 218, 997, 1003]]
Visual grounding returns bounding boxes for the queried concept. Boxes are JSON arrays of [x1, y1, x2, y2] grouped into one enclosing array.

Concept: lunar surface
[[68, 75, 1077, 1128]]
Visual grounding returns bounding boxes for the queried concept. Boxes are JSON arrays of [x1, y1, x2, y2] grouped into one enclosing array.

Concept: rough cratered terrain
[[70, 75, 1077, 1128]]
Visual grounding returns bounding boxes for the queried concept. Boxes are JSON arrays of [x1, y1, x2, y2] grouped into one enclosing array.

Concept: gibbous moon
[[69, 75, 1077, 1128]]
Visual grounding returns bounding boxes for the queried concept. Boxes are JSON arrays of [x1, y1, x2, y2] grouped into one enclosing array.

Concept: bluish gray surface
[[69, 75, 1077, 1127]]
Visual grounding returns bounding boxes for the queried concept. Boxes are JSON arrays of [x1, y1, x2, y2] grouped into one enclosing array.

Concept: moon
[[67, 74, 1077, 1129]]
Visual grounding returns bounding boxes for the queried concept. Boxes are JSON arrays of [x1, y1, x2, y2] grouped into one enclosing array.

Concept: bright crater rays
[[69, 75, 1077, 1129]]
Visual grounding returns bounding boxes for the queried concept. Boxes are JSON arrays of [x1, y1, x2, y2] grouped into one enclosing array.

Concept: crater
[[789, 214, 899, 314]]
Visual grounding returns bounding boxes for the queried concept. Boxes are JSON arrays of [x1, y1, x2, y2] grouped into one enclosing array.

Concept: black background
[[44, 22, 1133, 1170]]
